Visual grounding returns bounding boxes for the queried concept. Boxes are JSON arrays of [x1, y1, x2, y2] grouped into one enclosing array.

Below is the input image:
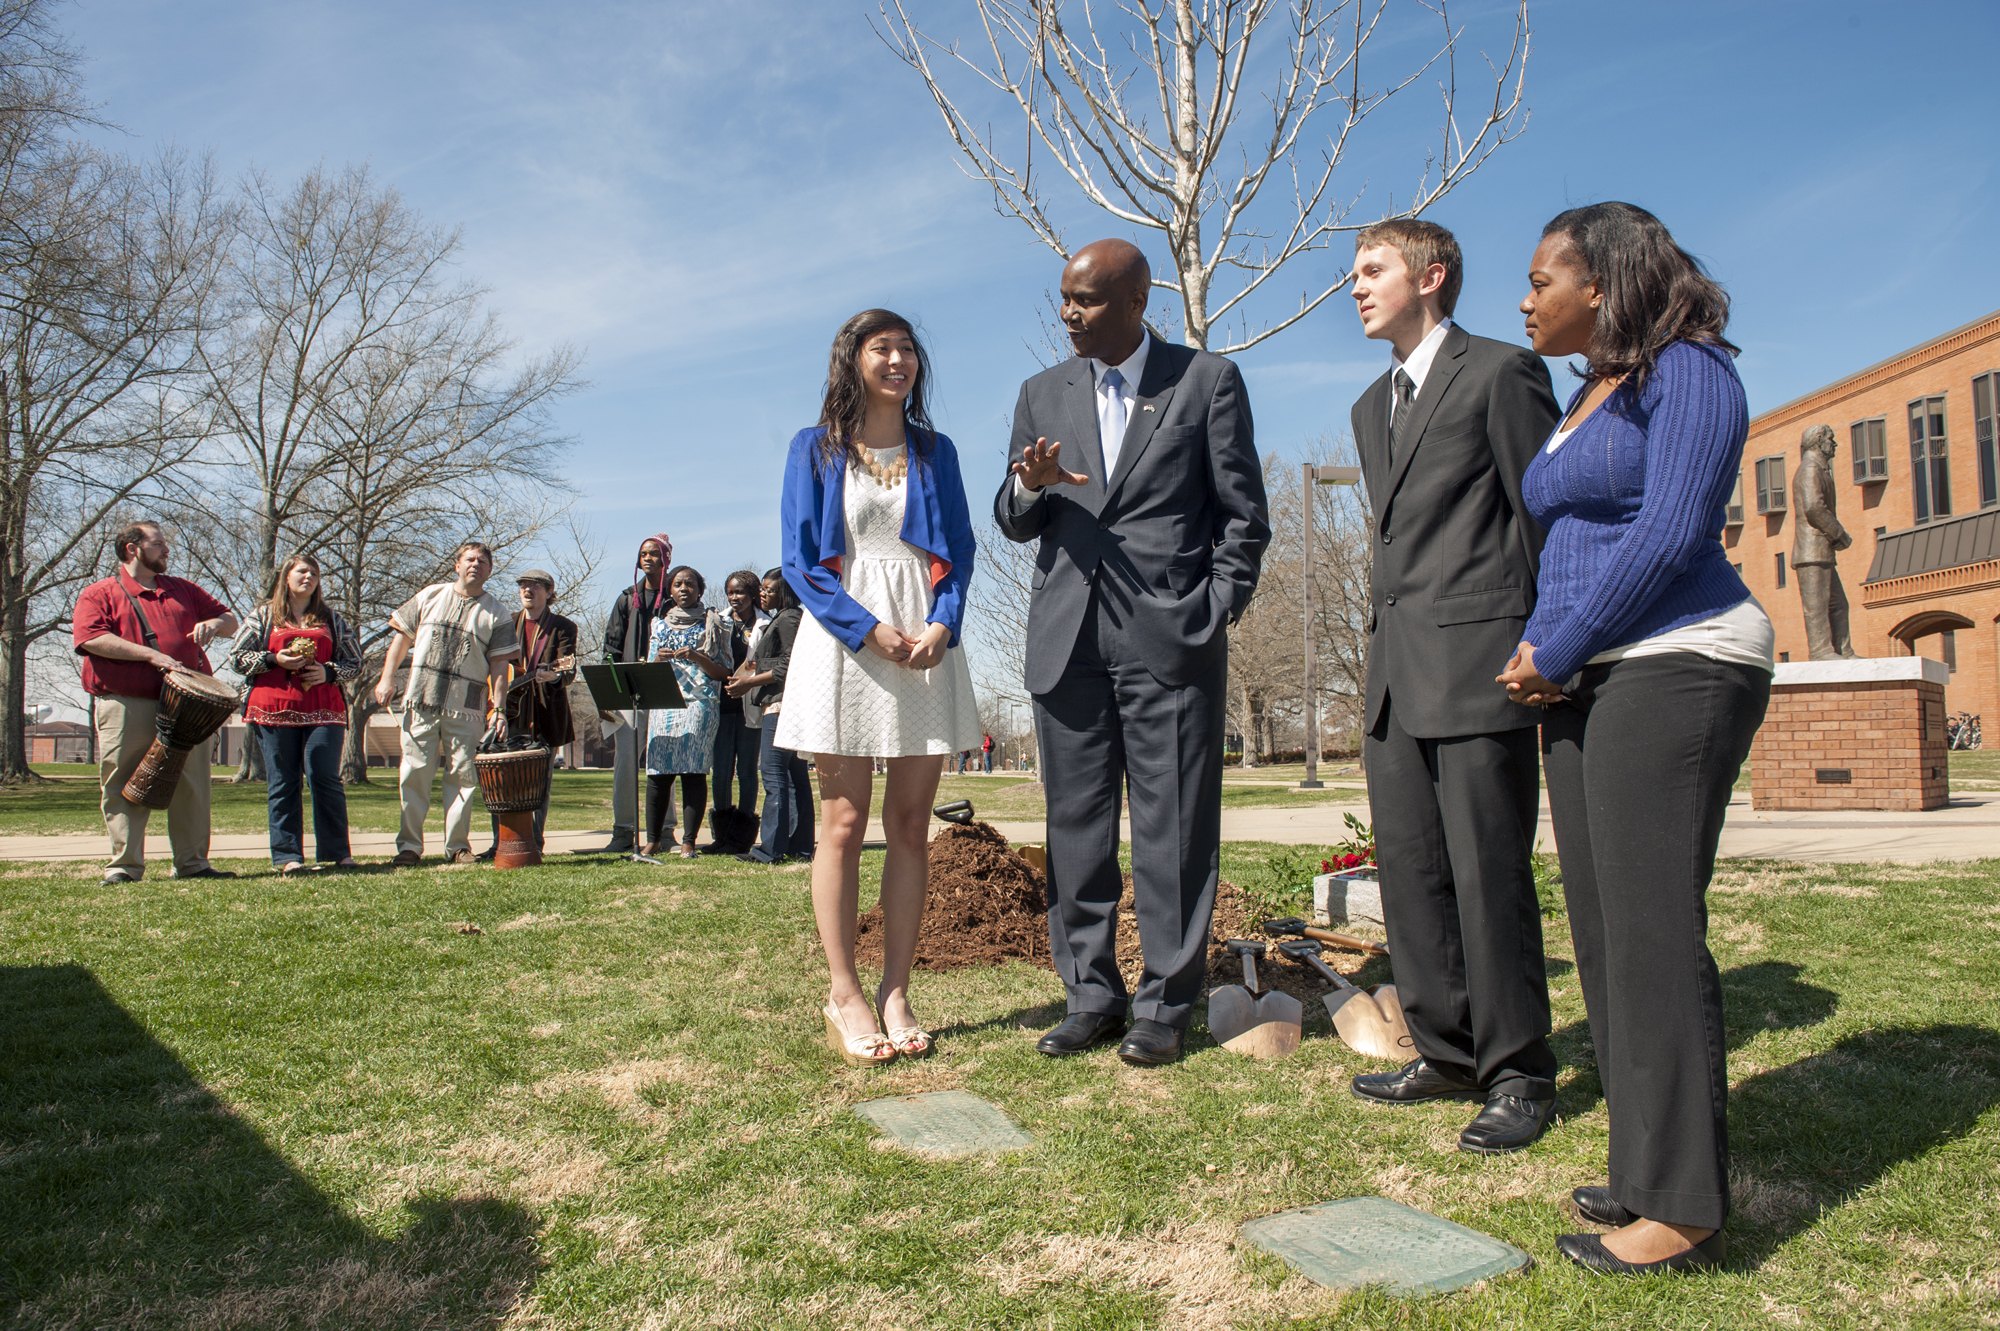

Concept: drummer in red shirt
[[73, 521, 238, 884]]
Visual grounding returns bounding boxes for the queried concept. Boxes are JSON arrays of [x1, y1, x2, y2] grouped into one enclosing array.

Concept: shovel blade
[[1324, 983, 1416, 1062], [1207, 984, 1258, 1047], [1219, 990, 1303, 1059]]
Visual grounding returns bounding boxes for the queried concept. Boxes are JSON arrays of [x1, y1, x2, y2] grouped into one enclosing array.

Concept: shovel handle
[[1261, 916, 1389, 957], [1223, 938, 1265, 992], [1277, 938, 1360, 993]]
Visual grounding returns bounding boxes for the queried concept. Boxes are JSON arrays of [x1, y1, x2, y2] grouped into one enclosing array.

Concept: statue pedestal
[[1750, 658, 1949, 812]]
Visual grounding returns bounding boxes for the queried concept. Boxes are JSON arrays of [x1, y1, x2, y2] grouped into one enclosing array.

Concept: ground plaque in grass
[[853, 1089, 1034, 1157], [1242, 1196, 1530, 1295]]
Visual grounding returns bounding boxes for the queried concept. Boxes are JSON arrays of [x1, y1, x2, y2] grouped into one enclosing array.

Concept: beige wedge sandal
[[823, 1002, 896, 1066]]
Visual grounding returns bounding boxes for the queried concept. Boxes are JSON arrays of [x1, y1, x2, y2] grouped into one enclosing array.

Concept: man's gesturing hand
[[1011, 438, 1089, 492]]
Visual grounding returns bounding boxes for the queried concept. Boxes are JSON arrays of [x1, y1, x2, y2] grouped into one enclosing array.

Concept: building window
[[1976, 373, 1999, 508], [1909, 394, 1950, 522], [1778, 651, 1790, 663], [1725, 473, 1744, 526], [1775, 553, 1786, 589], [1944, 629, 1958, 673], [1754, 456, 1786, 514], [1851, 417, 1888, 483]]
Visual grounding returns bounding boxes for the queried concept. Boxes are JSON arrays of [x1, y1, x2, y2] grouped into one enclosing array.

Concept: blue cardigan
[[1520, 340, 1752, 683], [779, 426, 977, 652]]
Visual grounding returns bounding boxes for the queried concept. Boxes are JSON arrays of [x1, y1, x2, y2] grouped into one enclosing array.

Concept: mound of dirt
[[854, 822, 1375, 998]]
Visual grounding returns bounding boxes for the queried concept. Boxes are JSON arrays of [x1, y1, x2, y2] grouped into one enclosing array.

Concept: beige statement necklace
[[857, 444, 908, 488]]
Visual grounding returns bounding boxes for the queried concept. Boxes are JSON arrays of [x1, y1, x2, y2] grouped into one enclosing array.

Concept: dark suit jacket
[[503, 609, 578, 747], [995, 339, 1270, 693], [1353, 323, 1560, 739]]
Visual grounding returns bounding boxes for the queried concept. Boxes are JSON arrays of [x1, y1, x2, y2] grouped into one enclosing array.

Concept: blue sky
[[65, 0, 2000, 621]]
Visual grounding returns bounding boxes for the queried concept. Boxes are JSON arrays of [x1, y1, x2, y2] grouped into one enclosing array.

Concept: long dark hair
[[1541, 202, 1737, 393], [816, 309, 936, 476], [761, 566, 799, 612], [267, 553, 333, 628]]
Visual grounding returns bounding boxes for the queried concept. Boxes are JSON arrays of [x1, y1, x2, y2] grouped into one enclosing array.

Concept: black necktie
[[1390, 368, 1417, 458]]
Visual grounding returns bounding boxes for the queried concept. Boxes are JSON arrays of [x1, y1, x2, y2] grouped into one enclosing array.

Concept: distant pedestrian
[[373, 541, 520, 866], [956, 749, 969, 774], [645, 565, 731, 858], [74, 520, 239, 884], [981, 732, 994, 772], [228, 554, 362, 872]]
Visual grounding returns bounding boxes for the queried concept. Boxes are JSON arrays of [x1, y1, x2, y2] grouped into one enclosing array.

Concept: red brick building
[[1729, 308, 2000, 723]]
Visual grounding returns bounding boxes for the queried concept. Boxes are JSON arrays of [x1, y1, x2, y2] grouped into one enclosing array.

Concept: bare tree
[[882, 0, 1528, 352], [0, 141, 231, 782]]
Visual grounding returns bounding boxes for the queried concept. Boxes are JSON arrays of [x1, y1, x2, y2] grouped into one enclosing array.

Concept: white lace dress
[[775, 445, 981, 757]]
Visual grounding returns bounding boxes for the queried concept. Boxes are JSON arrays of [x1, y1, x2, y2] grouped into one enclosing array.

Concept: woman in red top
[[228, 555, 364, 872]]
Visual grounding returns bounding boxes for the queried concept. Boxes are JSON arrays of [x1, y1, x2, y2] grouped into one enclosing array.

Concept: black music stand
[[579, 661, 685, 865]]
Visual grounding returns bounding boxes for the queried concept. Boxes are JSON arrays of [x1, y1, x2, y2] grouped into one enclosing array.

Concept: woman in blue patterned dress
[[646, 565, 731, 858]]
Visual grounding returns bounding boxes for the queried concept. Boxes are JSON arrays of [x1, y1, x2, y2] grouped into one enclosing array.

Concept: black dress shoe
[[1571, 1185, 1637, 1228], [1557, 1229, 1725, 1275], [1458, 1092, 1555, 1154], [175, 866, 236, 880], [1036, 1012, 1127, 1056], [1350, 1058, 1483, 1105], [1116, 1018, 1183, 1066]]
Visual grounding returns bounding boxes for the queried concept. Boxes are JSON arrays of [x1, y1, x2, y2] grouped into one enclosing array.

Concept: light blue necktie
[[1101, 366, 1129, 476]]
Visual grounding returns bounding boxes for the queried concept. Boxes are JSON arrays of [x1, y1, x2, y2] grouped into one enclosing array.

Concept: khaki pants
[[398, 708, 484, 855], [95, 694, 213, 878]]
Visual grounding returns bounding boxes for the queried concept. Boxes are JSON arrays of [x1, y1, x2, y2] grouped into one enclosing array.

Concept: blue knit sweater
[[1520, 339, 1752, 683]]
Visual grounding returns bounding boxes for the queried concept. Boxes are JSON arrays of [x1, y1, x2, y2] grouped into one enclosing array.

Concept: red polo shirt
[[72, 570, 229, 700]]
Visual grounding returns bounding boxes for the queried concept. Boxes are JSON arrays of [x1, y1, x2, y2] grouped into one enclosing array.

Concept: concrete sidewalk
[[8, 790, 2000, 866]]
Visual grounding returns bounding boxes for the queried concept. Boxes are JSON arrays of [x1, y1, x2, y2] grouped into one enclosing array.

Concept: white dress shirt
[[1387, 317, 1453, 436], [1012, 331, 1153, 510]]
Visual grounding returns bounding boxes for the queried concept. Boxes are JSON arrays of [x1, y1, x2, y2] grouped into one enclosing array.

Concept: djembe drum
[[121, 671, 240, 810], [475, 745, 552, 869]]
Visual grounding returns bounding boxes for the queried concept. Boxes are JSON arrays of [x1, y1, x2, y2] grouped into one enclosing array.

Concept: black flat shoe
[[1351, 1058, 1483, 1105], [1116, 1018, 1183, 1066], [1557, 1229, 1725, 1275], [175, 866, 236, 880], [1459, 1092, 1555, 1154], [1036, 1011, 1127, 1057], [1570, 1185, 1637, 1228]]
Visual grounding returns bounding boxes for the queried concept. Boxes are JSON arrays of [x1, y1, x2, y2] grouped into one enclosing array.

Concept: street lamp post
[[1301, 462, 1362, 790]]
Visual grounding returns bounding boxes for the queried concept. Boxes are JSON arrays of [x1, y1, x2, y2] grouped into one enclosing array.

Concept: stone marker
[[1240, 1196, 1529, 1295], [1313, 869, 1383, 927], [853, 1090, 1033, 1157]]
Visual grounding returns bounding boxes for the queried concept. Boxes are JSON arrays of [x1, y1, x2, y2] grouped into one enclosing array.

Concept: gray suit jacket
[[996, 340, 1270, 694], [1354, 324, 1560, 739]]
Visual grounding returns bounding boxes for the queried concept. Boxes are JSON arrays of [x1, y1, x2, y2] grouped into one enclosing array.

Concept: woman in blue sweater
[[1500, 203, 1773, 1275]]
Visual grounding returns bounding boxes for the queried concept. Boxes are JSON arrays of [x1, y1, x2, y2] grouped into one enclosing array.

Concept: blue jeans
[[254, 723, 351, 865], [752, 722, 814, 862], [712, 711, 760, 812]]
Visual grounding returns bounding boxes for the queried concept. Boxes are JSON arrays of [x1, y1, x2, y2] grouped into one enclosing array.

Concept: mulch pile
[[855, 821, 1374, 1000]]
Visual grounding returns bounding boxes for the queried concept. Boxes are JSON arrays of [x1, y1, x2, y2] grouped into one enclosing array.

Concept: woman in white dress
[[776, 309, 980, 1066]]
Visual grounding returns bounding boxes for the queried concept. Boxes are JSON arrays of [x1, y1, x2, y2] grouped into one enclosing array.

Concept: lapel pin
[[1142, 404, 1155, 412]]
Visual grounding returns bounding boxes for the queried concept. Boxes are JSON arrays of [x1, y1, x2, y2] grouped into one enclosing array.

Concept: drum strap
[[117, 582, 161, 651]]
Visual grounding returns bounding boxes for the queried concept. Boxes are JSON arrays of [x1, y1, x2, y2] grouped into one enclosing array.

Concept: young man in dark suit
[[996, 239, 1269, 1066], [1348, 219, 1563, 1152]]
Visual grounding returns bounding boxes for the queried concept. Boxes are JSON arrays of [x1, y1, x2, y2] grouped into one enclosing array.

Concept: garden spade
[[1276, 937, 1414, 1062], [1206, 939, 1302, 1059]]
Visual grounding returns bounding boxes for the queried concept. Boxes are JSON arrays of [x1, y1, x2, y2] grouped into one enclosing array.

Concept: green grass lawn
[[2, 845, 1994, 1328], [0, 768, 1368, 839]]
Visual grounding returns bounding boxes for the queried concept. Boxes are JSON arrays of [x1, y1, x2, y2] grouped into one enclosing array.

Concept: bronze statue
[[1792, 424, 1857, 660]]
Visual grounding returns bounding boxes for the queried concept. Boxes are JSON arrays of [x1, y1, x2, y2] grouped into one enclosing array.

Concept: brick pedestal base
[[1750, 658, 1949, 811]]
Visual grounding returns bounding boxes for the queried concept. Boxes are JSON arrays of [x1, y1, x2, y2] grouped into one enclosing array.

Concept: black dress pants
[[1034, 600, 1225, 1029], [1541, 653, 1770, 1230], [1365, 699, 1556, 1099]]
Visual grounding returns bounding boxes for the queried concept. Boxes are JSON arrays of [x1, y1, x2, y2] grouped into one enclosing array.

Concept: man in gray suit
[[1347, 219, 1563, 1152], [996, 239, 1269, 1066]]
